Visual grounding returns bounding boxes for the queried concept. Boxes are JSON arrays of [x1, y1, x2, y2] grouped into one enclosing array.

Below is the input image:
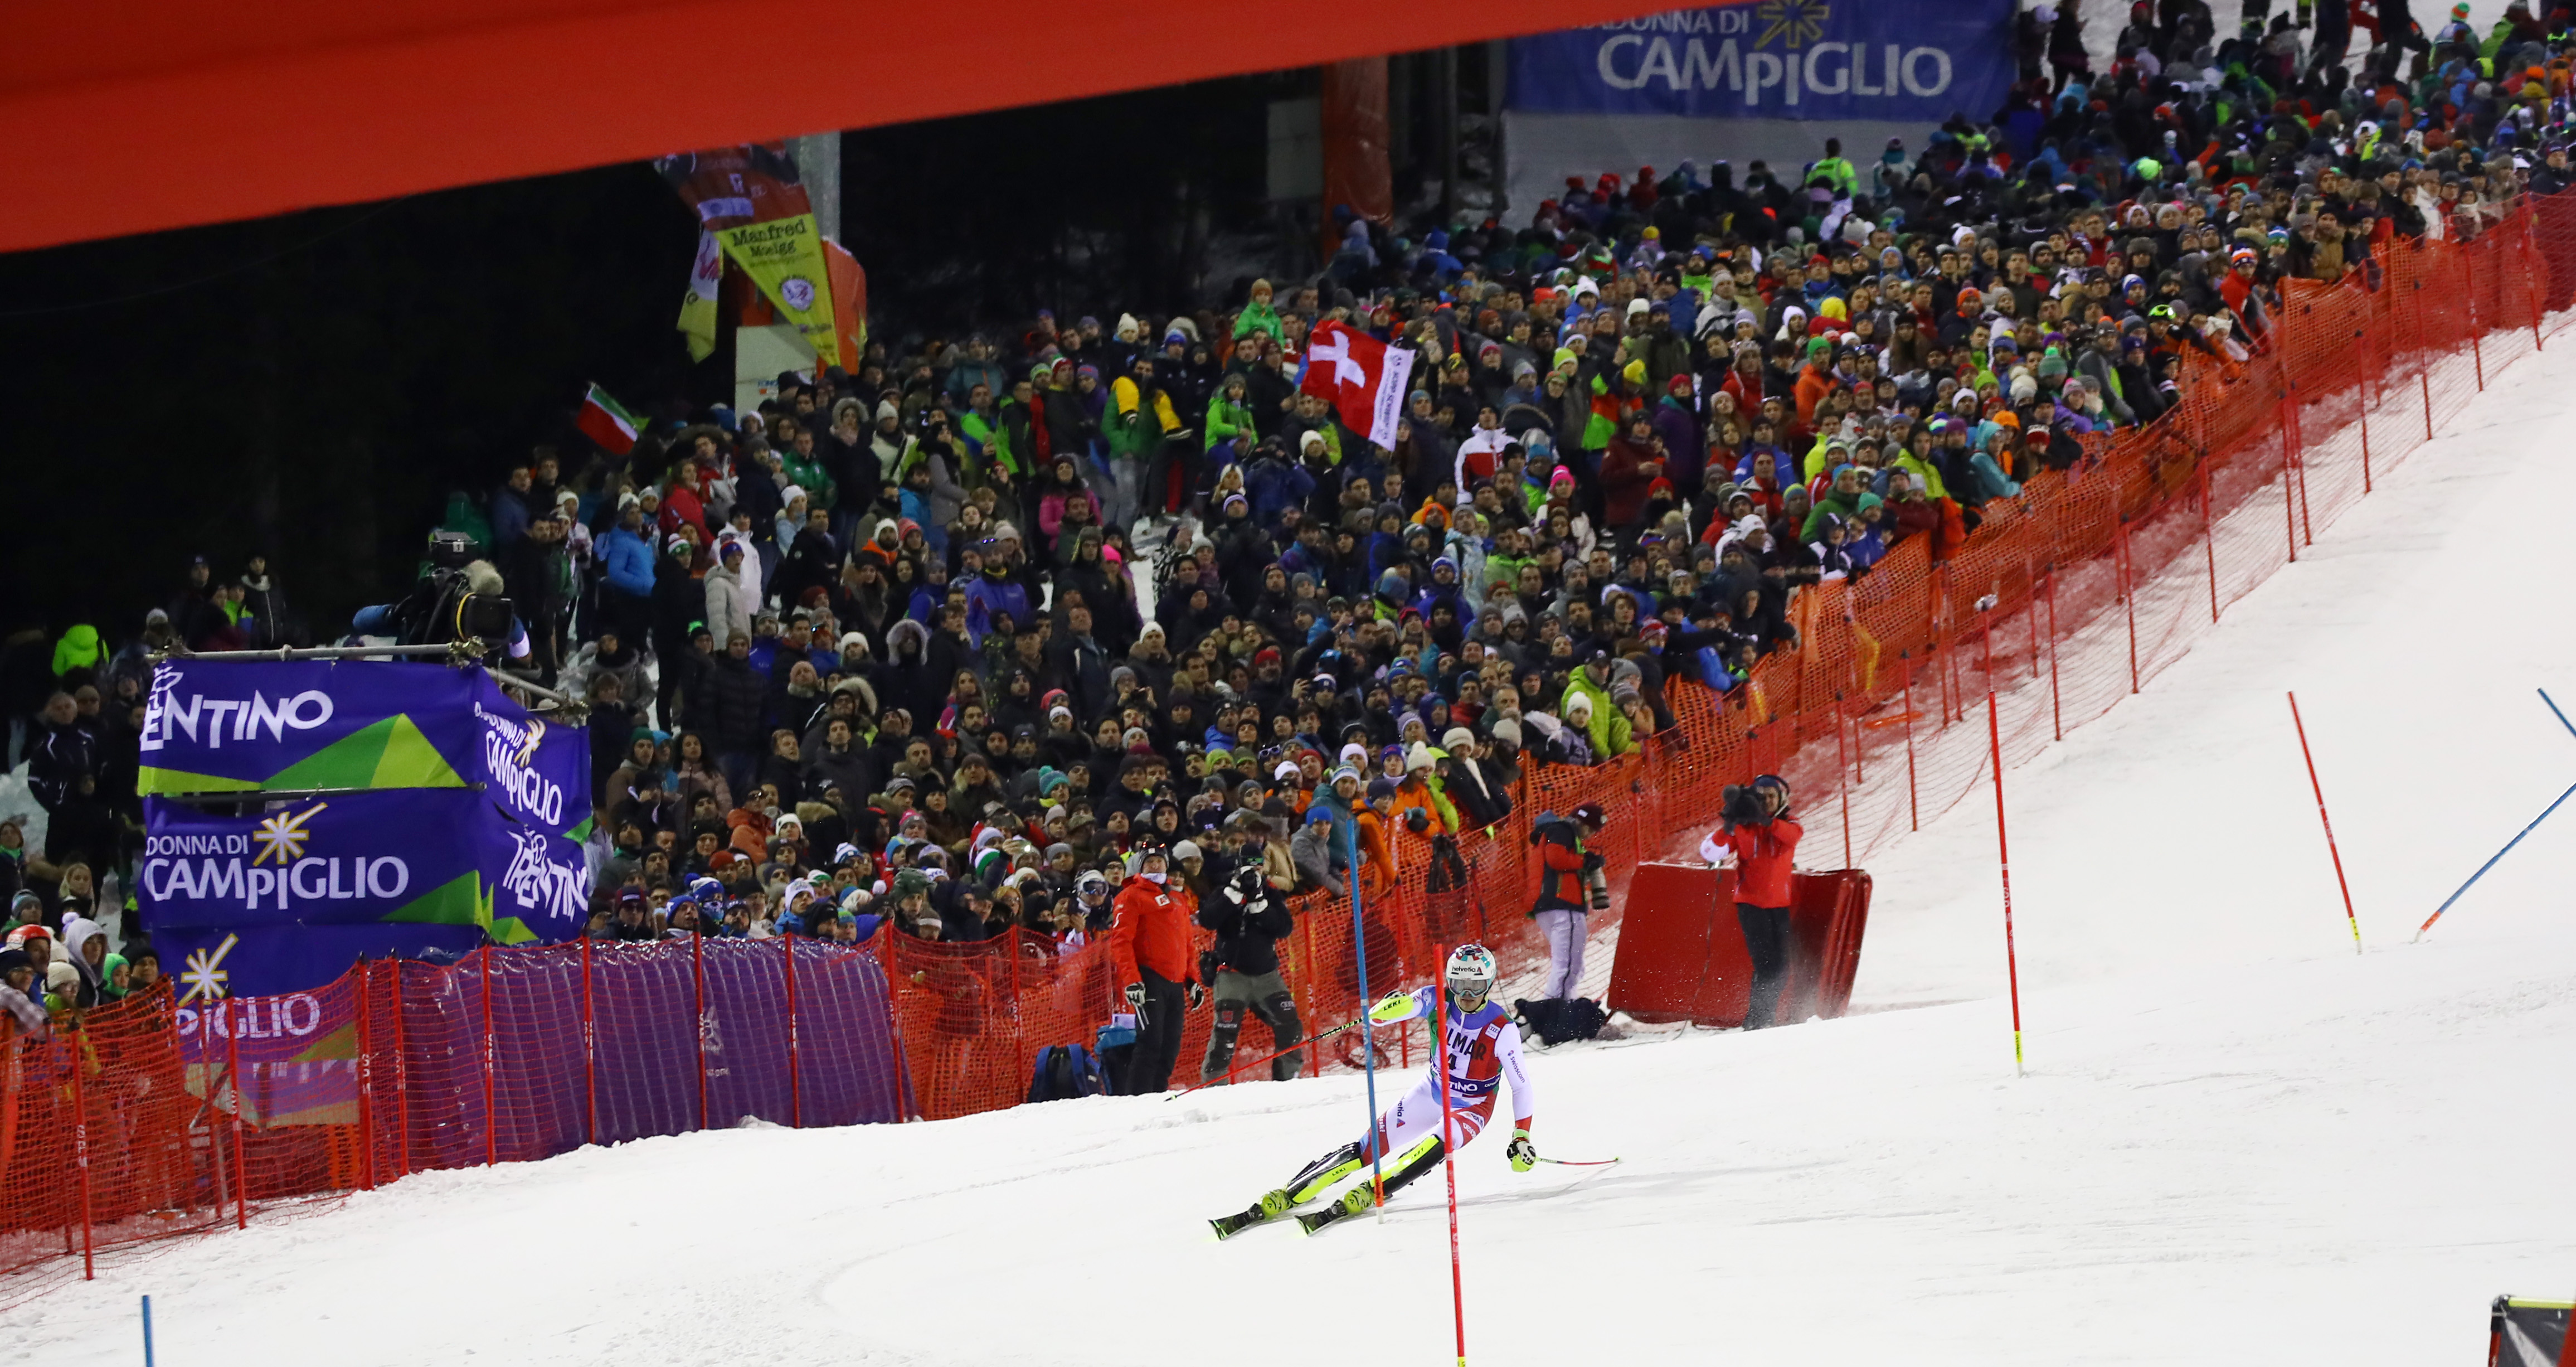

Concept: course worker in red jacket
[[1710, 774, 1803, 1030], [1110, 846, 1201, 1094]]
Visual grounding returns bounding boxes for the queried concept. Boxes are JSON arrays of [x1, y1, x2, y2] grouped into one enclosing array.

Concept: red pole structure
[[2044, 568, 2062, 741], [580, 934, 597, 1147], [226, 998, 250, 1229], [71, 1025, 95, 1279], [353, 963, 378, 1192], [1981, 619, 2027, 1079], [692, 929, 710, 1130], [1432, 950, 1468, 1367], [2278, 400, 2300, 565], [2524, 212, 2545, 352], [2201, 459, 2218, 623], [2467, 247, 2485, 390], [782, 935, 803, 1129], [477, 944, 498, 1169], [2287, 692, 2364, 954], [1835, 692, 1853, 867], [1900, 652, 1919, 831], [2118, 519, 2140, 694], [388, 965, 412, 1179]]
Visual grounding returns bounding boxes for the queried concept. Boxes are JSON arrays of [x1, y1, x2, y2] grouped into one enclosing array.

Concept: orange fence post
[[2044, 568, 2063, 740], [580, 934, 597, 1148], [2468, 246, 2485, 389], [2118, 520, 2139, 694], [1834, 693, 1853, 868], [692, 928, 710, 1130], [388, 966, 411, 1177], [71, 1026, 95, 1280]]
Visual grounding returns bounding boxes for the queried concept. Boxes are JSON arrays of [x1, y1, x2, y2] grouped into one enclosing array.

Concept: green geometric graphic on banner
[[265, 714, 467, 791], [376, 871, 488, 929], [135, 766, 263, 796]]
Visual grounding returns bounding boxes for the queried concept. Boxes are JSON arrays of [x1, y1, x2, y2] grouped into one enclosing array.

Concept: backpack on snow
[[1515, 996, 1610, 1046], [1026, 1043, 1112, 1102]]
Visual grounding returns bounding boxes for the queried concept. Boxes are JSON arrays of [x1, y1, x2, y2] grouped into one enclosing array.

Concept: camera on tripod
[[401, 532, 514, 648]]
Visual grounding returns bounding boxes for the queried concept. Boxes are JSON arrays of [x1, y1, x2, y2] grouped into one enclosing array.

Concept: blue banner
[[140, 786, 594, 1000], [1505, 1, 2017, 125], [139, 659, 590, 838]]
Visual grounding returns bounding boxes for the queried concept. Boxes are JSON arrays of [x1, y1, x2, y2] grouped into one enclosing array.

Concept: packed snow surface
[[17, 337, 2576, 1365]]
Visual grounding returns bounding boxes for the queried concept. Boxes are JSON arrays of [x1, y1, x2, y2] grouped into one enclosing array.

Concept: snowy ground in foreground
[[19, 345, 2576, 1363]]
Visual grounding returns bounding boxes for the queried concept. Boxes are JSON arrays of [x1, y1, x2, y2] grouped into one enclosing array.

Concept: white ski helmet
[[1445, 944, 1499, 1002]]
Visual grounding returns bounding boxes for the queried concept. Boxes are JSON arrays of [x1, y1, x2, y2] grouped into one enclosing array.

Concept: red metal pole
[[692, 929, 710, 1130], [2468, 247, 2485, 390], [1834, 693, 1853, 868], [1901, 653, 1919, 832], [2201, 459, 2218, 623], [388, 965, 411, 1179], [1982, 624, 2027, 1078], [1432, 947, 1468, 1367], [2287, 692, 2364, 954], [354, 962, 377, 1192], [2119, 520, 2140, 694], [477, 944, 497, 1168], [71, 1025, 95, 1279], [2044, 569, 2062, 741], [580, 934, 597, 1147], [2525, 212, 2545, 352], [226, 998, 249, 1228], [783, 935, 803, 1129]]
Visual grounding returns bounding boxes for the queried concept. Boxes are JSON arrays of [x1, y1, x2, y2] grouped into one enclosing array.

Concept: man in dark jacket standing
[[1110, 846, 1200, 1094], [1711, 774, 1804, 1029], [1196, 865, 1303, 1083], [707, 633, 770, 801]]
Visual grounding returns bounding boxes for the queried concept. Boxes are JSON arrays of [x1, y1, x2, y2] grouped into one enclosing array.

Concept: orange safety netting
[[4, 202, 2570, 1295]]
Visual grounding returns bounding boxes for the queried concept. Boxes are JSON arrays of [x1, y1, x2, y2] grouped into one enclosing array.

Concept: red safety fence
[[4, 201, 2570, 1299]]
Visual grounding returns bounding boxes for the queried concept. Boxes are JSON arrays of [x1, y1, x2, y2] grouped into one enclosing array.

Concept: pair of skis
[[1209, 1156, 1622, 1239]]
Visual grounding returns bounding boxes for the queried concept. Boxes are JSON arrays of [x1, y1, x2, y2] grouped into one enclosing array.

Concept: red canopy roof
[[1, 1, 1654, 254]]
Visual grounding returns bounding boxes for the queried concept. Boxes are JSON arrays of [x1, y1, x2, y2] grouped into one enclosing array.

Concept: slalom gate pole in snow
[[1433, 946, 1467, 1367], [141, 1295, 154, 1367], [1347, 822, 1386, 1218], [2415, 777, 2576, 941], [2286, 692, 2363, 953], [1979, 604, 2026, 1078], [1162, 1017, 1362, 1101], [2540, 688, 2576, 741]]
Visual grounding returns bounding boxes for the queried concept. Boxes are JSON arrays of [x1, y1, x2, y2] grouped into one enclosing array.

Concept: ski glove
[[1508, 1129, 1537, 1173], [1124, 981, 1147, 1026], [1368, 990, 1416, 1024]]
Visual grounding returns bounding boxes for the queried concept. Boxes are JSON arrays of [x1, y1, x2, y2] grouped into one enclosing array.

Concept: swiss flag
[[1299, 319, 1417, 452]]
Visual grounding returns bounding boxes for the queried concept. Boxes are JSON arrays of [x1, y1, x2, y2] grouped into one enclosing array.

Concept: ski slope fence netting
[[3, 197, 2574, 1302]]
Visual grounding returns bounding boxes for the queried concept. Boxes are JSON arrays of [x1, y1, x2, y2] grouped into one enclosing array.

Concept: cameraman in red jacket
[[1714, 774, 1803, 1030]]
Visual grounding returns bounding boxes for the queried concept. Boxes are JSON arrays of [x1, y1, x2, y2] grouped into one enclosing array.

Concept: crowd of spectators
[[7, 0, 2574, 1029]]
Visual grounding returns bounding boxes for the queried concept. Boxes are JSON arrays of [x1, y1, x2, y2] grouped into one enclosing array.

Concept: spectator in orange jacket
[[1357, 779, 1400, 895], [1110, 846, 1201, 1094]]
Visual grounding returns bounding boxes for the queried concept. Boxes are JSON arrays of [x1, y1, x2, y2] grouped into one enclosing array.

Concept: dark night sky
[[0, 74, 1304, 649]]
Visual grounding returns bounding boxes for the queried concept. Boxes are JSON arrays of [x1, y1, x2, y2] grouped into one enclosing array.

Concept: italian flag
[[577, 383, 641, 455]]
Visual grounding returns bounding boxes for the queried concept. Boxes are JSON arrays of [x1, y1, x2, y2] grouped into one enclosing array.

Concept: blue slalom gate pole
[[2414, 689, 2576, 941], [142, 1295, 154, 1367], [1347, 821, 1386, 1219], [2417, 777, 2576, 941]]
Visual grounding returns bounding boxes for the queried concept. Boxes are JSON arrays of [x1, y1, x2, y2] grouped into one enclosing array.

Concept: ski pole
[[1163, 1017, 1361, 1102], [1533, 1156, 1622, 1167]]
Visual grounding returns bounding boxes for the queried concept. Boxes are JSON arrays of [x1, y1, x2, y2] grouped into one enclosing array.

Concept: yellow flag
[[677, 230, 721, 363], [718, 213, 840, 369]]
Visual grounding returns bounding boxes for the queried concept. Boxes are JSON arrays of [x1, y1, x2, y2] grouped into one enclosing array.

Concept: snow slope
[[16, 339, 2576, 1367]]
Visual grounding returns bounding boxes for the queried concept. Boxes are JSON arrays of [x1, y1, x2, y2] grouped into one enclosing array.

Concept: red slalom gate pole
[[477, 945, 498, 1168], [1981, 617, 2027, 1078], [692, 929, 710, 1129], [782, 936, 803, 1129], [580, 935, 597, 1147], [1835, 692, 1853, 868], [71, 1025, 95, 1279], [226, 999, 250, 1228], [2286, 692, 2363, 954], [1432, 952, 1467, 1367], [1900, 652, 1919, 831]]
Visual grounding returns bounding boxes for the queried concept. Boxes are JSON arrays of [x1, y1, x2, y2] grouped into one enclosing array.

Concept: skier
[[1699, 774, 1804, 1029], [1211, 944, 1538, 1237]]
